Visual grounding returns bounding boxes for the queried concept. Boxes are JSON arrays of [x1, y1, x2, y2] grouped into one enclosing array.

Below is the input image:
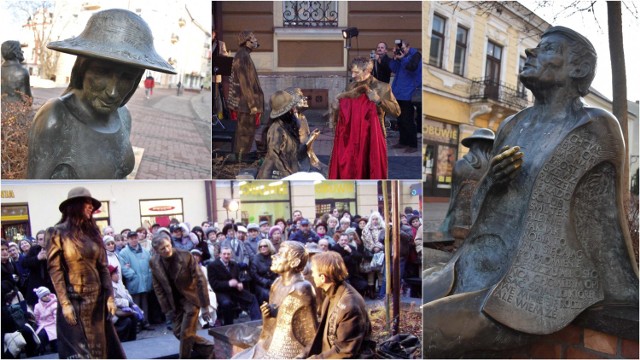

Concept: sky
[[519, 0, 640, 102]]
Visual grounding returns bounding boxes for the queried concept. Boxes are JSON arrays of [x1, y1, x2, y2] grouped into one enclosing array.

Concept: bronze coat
[[309, 281, 370, 359], [149, 249, 210, 314], [46, 224, 125, 359]]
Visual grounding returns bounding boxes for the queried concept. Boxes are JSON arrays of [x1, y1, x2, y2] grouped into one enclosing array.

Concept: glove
[[62, 303, 77, 326], [202, 310, 211, 323], [230, 110, 238, 120], [107, 297, 117, 316], [133, 306, 144, 321], [254, 112, 261, 126]]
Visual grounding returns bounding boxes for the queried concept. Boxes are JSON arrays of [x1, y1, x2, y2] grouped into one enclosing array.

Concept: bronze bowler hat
[[460, 128, 495, 148], [48, 9, 176, 74], [59, 187, 102, 212]]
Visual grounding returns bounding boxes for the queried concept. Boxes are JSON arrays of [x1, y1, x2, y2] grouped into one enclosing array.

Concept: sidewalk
[[28, 86, 213, 179]]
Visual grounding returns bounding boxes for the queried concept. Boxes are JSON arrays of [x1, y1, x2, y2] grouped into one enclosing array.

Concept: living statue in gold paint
[[235, 241, 318, 359]]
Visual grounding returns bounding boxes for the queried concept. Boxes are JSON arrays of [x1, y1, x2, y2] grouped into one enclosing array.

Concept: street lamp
[[223, 199, 240, 220], [342, 27, 359, 80]]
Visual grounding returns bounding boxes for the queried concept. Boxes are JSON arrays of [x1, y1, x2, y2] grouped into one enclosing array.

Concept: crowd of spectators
[[1, 207, 422, 357]]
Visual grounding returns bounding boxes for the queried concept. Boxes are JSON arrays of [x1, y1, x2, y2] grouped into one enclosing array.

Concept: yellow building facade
[[422, 1, 548, 198]]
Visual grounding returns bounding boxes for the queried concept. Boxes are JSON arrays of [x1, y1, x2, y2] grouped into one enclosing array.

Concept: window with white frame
[[429, 14, 446, 68], [453, 25, 468, 75]]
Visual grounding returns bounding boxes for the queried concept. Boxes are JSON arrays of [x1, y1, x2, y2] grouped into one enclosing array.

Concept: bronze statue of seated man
[[423, 26, 639, 358], [27, 9, 175, 179], [235, 241, 318, 359]]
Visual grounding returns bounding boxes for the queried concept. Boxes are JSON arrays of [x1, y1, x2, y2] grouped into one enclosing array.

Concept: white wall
[[2, 180, 208, 234]]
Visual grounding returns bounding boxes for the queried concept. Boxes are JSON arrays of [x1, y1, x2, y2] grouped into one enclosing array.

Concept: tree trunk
[[607, 1, 629, 196]]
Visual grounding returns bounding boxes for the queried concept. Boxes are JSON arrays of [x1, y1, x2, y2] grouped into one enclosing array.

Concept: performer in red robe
[[329, 57, 400, 179]]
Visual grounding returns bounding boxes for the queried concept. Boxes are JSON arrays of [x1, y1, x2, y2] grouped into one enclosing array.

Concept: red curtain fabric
[[328, 94, 387, 179]]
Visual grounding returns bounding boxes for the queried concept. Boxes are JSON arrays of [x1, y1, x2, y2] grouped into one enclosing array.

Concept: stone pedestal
[[208, 320, 262, 358]]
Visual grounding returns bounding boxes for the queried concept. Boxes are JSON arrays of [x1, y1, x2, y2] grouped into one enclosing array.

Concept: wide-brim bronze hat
[[461, 128, 495, 148], [59, 187, 101, 212], [270, 90, 297, 119], [48, 9, 176, 74]]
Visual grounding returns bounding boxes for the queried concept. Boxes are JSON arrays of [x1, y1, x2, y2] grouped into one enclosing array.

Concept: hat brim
[[460, 136, 494, 148], [269, 99, 297, 119], [59, 196, 101, 213], [48, 39, 176, 74]]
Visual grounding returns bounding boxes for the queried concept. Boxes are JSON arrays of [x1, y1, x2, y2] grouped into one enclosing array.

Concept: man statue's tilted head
[[520, 26, 597, 97]]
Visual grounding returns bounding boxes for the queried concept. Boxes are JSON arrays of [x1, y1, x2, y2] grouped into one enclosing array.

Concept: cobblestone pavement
[[423, 201, 449, 232], [30, 87, 212, 179]]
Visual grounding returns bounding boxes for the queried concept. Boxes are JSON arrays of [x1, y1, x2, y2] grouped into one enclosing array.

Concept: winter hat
[[34, 286, 51, 299], [107, 265, 119, 275], [103, 235, 115, 244], [269, 226, 281, 238]]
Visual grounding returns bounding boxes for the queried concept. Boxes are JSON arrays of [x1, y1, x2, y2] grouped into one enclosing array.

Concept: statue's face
[[15, 48, 24, 63], [156, 239, 173, 258], [351, 64, 371, 82], [271, 245, 292, 274], [81, 59, 142, 115], [82, 199, 95, 219], [520, 34, 570, 89], [247, 33, 259, 49]]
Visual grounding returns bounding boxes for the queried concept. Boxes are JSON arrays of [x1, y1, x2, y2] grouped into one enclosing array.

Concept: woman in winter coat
[[361, 211, 385, 252], [249, 239, 278, 304]]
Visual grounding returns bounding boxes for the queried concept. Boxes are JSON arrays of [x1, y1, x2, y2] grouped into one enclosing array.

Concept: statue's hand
[[107, 297, 117, 316], [260, 302, 272, 318], [367, 88, 380, 103], [202, 309, 211, 323], [62, 303, 77, 326], [489, 145, 524, 184], [306, 129, 320, 147]]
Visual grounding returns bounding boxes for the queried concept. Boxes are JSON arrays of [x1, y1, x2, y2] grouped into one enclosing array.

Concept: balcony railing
[[469, 77, 529, 109], [283, 1, 338, 27]]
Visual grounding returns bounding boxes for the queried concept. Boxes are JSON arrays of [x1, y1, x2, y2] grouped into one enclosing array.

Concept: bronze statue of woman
[[27, 9, 175, 179]]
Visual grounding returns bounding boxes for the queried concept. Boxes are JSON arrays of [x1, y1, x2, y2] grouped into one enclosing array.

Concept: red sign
[[149, 206, 175, 212]]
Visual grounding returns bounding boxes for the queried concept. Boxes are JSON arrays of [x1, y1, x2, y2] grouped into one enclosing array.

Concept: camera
[[370, 50, 376, 60], [394, 39, 404, 56]]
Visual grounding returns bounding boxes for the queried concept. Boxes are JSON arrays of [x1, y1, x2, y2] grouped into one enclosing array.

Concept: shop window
[[236, 181, 291, 224]]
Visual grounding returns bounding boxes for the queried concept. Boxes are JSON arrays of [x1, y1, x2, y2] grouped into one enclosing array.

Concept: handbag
[[359, 259, 373, 274], [4, 331, 26, 357]]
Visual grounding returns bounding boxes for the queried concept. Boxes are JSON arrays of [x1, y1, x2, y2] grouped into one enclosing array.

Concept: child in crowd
[[33, 286, 57, 354], [109, 265, 143, 342], [369, 242, 385, 299]]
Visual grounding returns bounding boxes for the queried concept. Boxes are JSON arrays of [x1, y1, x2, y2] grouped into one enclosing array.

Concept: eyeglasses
[[259, 245, 269, 248]]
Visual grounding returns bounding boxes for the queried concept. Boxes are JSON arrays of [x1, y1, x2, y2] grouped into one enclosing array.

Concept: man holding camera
[[372, 42, 392, 83], [390, 40, 421, 153]]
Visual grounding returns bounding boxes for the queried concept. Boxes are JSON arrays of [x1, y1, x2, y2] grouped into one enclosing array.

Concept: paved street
[[30, 86, 212, 179], [214, 109, 422, 179]]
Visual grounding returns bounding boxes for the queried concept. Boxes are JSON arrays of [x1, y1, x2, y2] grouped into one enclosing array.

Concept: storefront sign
[[1, 190, 15, 199], [140, 199, 183, 216], [423, 119, 458, 145], [315, 181, 355, 199]]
